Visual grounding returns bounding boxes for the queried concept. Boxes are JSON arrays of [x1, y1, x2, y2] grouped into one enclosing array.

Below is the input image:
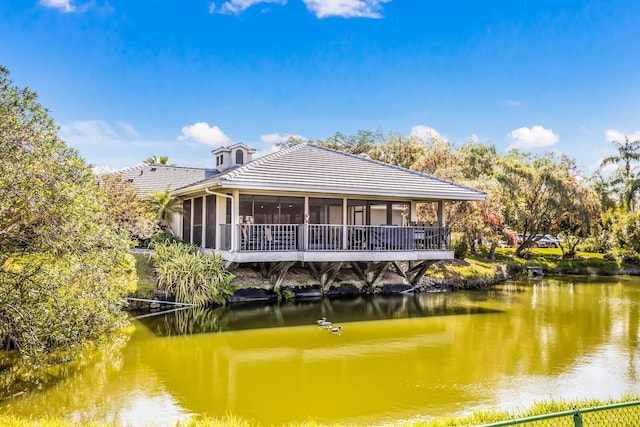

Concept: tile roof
[[175, 144, 486, 201], [118, 164, 219, 196]]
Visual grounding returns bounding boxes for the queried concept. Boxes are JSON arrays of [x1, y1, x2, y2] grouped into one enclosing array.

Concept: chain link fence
[[479, 400, 640, 427]]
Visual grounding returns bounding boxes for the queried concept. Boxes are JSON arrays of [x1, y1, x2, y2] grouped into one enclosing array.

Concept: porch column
[[342, 198, 348, 250], [215, 195, 226, 250], [201, 196, 206, 247], [410, 201, 418, 223], [303, 196, 309, 251], [232, 189, 240, 251], [190, 197, 195, 244], [437, 200, 446, 227]]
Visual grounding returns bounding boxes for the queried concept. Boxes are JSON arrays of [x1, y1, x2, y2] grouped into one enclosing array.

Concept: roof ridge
[[118, 163, 147, 174], [221, 143, 307, 181], [125, 163, 214, 171], [310, 144, 486, 196]]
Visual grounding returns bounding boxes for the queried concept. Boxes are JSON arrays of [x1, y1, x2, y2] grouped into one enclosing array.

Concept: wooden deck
[[215, 248, 454, 263]]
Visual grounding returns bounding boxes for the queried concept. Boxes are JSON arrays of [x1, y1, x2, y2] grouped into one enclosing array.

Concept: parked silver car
[[533, 234, 561, 248]]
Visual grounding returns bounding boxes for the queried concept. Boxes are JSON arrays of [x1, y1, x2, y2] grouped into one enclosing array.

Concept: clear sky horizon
[[2, 0, 639, 173]]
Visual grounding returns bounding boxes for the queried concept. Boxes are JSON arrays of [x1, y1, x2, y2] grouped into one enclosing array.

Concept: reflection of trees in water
[[153, 306, 230, 336], [0, 332, 135, 419], [140, 293, 502, 337]]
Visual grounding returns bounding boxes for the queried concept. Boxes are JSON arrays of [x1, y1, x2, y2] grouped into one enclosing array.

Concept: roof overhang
[[173, 180, 486, 202]]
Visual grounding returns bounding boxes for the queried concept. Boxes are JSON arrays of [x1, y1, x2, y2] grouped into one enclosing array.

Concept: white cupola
[[211, 142, 256, 172]]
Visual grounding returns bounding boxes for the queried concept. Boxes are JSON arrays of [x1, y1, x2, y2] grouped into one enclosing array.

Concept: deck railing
[[221, 224, 450, 252]]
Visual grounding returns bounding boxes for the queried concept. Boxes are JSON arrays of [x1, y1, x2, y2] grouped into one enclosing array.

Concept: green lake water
[[2, 276, 640, 426]]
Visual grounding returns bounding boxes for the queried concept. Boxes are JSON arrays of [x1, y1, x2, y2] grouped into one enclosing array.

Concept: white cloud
[[508, 125, 559, 149], [178, 122, 231, 146], [217, 0, 286, 15], [60, 120, 120, 145], [255, 144, 281, 159], [303, 0, 390, 18], [468, 133, 479, 144], [260, 132, 306, 144], [504, 99, 521, 107], [118, 121, 139, 138], [605, 129, 640, 143], [39, 0, 76, 12], [410, 125, 442, 142]]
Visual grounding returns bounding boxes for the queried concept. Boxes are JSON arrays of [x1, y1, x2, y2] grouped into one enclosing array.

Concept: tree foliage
[[368, 133, 427, 170], [317, 130, 605, 258], [148, 187, 184, 235], [599, 136, 640, 212], [98, 173, 159, 243], [144, 155, 171, 165], [0, 66, 134, 366], [319, 129, 384, 155]]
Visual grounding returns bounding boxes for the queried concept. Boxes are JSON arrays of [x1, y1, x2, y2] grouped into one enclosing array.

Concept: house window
[[215, 154, 224, 166], [309, 198, 343, 224], [346, 200, 410, 225], [205, 195, 216, 249], [182, 200, 192, 242], [193, 197, 203, 247], [239, 195, 304, 224], [236, 150, 244, 165]]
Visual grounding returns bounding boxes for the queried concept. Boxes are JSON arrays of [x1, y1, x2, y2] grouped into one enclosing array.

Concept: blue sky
[[2, 0, 639, 172]]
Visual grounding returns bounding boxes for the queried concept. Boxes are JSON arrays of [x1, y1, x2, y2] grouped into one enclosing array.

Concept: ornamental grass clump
[[150, 240, 234, 306]]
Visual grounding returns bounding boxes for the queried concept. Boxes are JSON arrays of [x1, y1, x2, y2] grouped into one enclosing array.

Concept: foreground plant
[[150, 239, 235, 306], [0, 65, 134, 368]]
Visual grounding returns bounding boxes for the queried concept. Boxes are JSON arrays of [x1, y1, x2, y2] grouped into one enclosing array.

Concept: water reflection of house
[[146, 143, 485, 287]]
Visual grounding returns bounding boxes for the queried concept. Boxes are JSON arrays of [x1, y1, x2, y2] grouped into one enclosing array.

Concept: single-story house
[[169, 142, 485, 289]]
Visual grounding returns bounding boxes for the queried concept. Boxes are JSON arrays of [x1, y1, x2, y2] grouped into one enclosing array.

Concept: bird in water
[[330, 326, 342, 334], [316, 317, 332, 328]]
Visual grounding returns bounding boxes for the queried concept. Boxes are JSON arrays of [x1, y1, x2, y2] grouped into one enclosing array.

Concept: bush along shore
[[130, 246, 638, 307]]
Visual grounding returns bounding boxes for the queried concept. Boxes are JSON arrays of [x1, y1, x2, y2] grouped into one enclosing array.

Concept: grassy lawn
[[461, 246, 620, 278]]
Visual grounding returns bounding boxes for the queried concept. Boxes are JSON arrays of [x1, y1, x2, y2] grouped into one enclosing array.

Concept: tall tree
[[497, 151, 568, 257], [447, 178, 506, 258], [589, 171, 618, 213], [367, 133, 427, 170], [0, 66, 134, 366], [549, 157, 602, 257], [600, 136, 640, 212], [458, 142, 498, 180]]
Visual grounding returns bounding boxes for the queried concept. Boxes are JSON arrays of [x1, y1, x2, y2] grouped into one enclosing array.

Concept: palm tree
[[600, 136, 640, 212], [589, 171, 617, 212], [144, 155, 170, 165], [148, 187, 183, 235]]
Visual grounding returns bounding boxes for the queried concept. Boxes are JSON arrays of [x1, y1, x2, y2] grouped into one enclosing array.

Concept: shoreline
[[128, 250, 640, 309]]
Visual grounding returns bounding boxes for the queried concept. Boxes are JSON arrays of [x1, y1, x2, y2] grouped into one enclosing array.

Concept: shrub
[[452, 237, 468, 259], [150, 240, 235, 306], [150, 232, 184, 247], [577, 236, 608, 254], [616, 251, 640, 266]]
